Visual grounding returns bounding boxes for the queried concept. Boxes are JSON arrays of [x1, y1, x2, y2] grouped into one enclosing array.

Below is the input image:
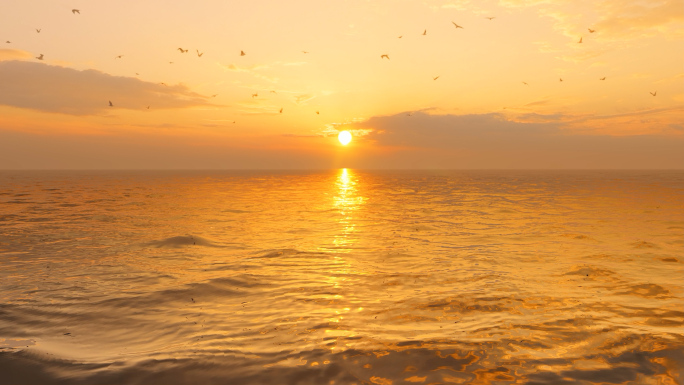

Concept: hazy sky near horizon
[[1, 0, 682, 169]]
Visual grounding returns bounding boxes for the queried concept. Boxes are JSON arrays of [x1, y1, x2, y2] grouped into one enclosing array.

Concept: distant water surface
[[1, 170, 682, 384]]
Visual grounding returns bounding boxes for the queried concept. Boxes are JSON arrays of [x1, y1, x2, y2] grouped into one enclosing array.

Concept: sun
[[338, 130, 352, 145]]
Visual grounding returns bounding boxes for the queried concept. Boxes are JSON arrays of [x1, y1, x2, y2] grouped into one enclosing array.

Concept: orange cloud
[[0, 61, 211, 115]]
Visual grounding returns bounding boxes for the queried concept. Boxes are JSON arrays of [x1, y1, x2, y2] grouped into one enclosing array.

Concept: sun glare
[[338, 131, 352, 145]]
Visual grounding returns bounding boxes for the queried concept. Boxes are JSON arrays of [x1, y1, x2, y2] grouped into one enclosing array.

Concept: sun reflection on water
[[332, 169, 365, 250]]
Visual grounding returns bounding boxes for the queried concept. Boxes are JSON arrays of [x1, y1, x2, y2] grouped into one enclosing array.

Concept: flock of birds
[[5, 8, 660, 116]]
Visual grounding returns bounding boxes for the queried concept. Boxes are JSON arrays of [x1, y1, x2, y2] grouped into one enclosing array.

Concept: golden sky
[[1, 0, 682, 169]]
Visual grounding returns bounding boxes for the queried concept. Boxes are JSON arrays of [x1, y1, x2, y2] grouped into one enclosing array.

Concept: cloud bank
[[0, 61, 210, 115]]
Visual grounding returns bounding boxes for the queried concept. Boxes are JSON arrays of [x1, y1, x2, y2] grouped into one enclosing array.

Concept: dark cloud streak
[[0, 61, 210, 115]]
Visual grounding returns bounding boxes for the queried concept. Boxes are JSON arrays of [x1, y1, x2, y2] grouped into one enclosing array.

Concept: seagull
[[160, 82, 167, 86], [578, 37, 582, 43], [108, 101, 113, 107], [433, 76, 440, 80], [252, 93, 258, 98], [279, 108, 283, 113], [115, 55, 123, 59], [196, 49, 203, 57], [588, 28, 595, 33], [36, 54, 44, 60], [270, 90, 277, 94], [380, 54, 389, 59], [522, 81, 528, 85], [559, 78, 563, 82], [6, 41, 10, 43], [135, 72, 139, 75], [177, 48, 188, 53], [422, 29, 427, 35], [316, 111, 320, 115], [169, 61, 174, 64], [599, 77, 606, 80], [650, 91, 657, 96], [72, 9, 80, 14], [211, 94, 218, 97], [485, 17, 495, 20], [452, 22, 463, 28], [398, 35, 403, 38], [36, 28, 41, 33], [240, 50, 246, 56]]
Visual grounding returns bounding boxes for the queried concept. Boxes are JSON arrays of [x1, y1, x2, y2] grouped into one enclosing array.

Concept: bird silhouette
[[485, 17, 495, 20], [560, 78, 563, 82], [177, 48, 188, 53], [6, 41, 10, 43], [108, 101, 113, 107], [398, 35, 402, 38], [452, 22, 463, 28], [302, 51, 309, 53], [650, 91, 657, 96], [196, 49, 203, 57], [422, 29, 427, 35], [522, 82, 528, 85], [433, 76, 440, 80], [270, 90, 277, 94], [588, 28, 595, 33], [36, 28, 41, 33], [252, 93, 258, 98], [169, 61, 174, 64], [279, 108, 283, 113], [212, 94, 218, 97], [600, 77, 606, 80], [115, 55, 123, 59], [36, 54, 44, 60], [72, 9, 80, 14], [316, 111, 320, 115], [240, 50, 246, 56], [578, 37, 582, 43], [147, 106, 150, 109], [380, 54, 389, 59]]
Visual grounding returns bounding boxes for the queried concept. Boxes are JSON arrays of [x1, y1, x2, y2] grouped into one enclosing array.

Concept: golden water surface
[[1, 170, 683, 384]]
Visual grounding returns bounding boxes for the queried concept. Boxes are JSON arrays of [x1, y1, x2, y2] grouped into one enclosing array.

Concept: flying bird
[[650, 91, 657, 96], [36, 29, 41, 33], [588, 28, 595, 33], [36, 54, 44, 60], [108, 101, 113, 107], [279, 108, 283, 113], [559, 78, 563, 82], [380, 54, 389, 59], [302, 51, 309, 54], [252, 93, 258, 98], [72, 9, 79, 14], [522, 82, 528, 85], [600, 77, 606, 80], [240, 50, 246, 56], [485, 17, 495, 20], [578, 37, 582, 43], [212, 94, 218, 97], [196, 49, 203, 57], [316, 111, 320, 115], [177, 48, 188, 53], [115, 55, 123, 59], [169, 61, 174, 64], [5, 41, 10, 43], [452, 22, 463, 28], [270, 90, 277, 94], [147, 106, 150, 109], [433, 76, 440, 80], [422, 29, 427, 35], [398, 35, 403, 38]]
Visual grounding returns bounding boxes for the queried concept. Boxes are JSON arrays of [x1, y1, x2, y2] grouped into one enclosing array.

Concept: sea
[[1, 170, 682, 385]]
